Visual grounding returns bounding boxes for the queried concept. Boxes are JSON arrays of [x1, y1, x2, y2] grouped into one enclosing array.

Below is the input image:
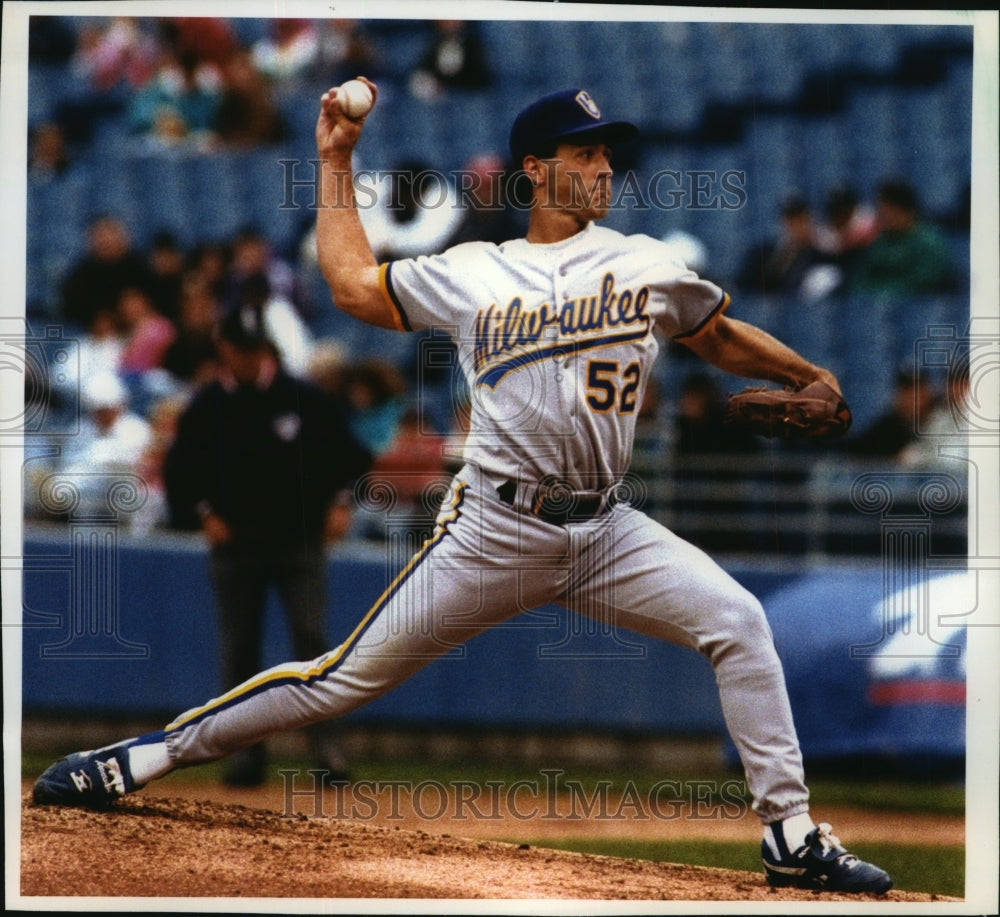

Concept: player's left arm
[[679, 312, 842, 394]]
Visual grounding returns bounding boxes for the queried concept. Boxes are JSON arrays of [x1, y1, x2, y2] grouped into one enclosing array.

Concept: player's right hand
[[316, 76, 377, 161]]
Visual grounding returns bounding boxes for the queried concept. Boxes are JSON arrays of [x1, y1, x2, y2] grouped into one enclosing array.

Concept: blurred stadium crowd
[[22, 15, 974, 554]]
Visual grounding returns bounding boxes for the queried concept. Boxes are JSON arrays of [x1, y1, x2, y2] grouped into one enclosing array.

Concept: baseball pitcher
[[34, 79, 890, 895]]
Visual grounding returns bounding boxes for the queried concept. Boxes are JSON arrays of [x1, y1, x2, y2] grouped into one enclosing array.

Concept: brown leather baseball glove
[[725, 379, 852, 439]]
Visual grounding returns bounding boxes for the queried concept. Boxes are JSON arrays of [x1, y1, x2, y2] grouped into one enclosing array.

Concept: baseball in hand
[[337, 79, 374, 119]]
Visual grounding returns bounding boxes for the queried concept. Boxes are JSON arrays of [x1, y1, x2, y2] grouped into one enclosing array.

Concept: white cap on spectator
[[82, 371, 127, 411]]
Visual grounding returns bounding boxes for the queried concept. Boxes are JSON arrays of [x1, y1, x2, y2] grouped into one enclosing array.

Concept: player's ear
[[521, 154, 543, 187]]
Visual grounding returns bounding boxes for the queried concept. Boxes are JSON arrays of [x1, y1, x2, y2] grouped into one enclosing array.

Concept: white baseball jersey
[[378, 222, 729, 491]]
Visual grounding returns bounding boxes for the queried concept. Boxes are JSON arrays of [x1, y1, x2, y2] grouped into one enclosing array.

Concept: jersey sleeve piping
[[673, 291, 730, 342], [377, 262, 412, 332]]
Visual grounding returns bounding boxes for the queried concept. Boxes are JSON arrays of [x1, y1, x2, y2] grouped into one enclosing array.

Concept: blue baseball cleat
[[762, 822, 893, 893], [32, 743, 141, 808]]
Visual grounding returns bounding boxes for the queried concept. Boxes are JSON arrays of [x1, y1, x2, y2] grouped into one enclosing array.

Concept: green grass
[[804, 776, 964, 815]]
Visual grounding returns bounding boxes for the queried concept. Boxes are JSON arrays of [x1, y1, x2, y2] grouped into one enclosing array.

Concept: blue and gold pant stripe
[[164, 481, 468, 735]]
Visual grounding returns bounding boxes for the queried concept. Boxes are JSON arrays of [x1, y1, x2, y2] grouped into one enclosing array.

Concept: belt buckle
[[532, 479, 605, 526]]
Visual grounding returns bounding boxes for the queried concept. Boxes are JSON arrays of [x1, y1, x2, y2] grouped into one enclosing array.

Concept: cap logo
[[574, 90, 601, 120]]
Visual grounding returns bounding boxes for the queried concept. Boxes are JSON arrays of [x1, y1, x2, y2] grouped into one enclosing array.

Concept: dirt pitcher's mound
[[20, 794, 956, 903]]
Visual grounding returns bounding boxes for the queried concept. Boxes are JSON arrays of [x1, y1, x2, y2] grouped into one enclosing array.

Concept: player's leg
[[561, 506, 891, 893], [561, 505, 807, 821]]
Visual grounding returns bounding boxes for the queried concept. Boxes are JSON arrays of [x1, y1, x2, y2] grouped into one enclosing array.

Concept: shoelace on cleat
[[813, 823, 843, 852], [812, 823, 866, 872]]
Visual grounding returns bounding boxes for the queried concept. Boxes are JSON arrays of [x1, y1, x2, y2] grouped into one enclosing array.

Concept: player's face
[[542, 142, 615, 221]]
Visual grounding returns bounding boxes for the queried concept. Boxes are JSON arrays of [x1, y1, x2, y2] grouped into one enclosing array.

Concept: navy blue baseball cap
[[509, 88, 638, 166]]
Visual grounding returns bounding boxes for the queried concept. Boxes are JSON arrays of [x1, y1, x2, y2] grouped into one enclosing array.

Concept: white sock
[[764, 812, 816, 859], [127, 740, 174, 785]]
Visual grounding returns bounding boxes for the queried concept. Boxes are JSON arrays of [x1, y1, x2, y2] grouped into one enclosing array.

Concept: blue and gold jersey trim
[[673, 291, 731, 341], [377, 262, 412, 332]]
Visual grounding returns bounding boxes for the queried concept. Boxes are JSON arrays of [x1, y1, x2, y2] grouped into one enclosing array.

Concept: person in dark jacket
[[59, 214, 152, 330], [164, 302, 370, 785]]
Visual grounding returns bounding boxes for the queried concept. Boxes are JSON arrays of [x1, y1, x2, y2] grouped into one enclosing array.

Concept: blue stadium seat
[[904, 153, 968, 220], [303, 266, 370, 349], [27, 64, 69, 128], [274, 83, 325, 144], [788, 23, 855, 72], [577, 20, 640, 87], [85, 153, 144, 236], [688, 21, 755, 105], [26, 177, 80, 316], [189, 154, 246, 240], [228, 17, 270, 50], [657, 85, 704, 135], [839, 363, 895, 433], [479, 20, 544, 84], [946, 55, 973, 121], [598, 22, 703, 131], [237, 150, 305, 256], [906, 79, 969, 143], [795, 118, 853, 204], [382, 94, 448, 166], [843, 86, 908, 191], [83, 120, 137, 168], [848, 24, 909, 74], [889, 295, 967, 368], [122, 151, 195, 248], [777, 292, 840, 368], [746, 23, 807, 106], [837, 294, 899, 408], [367, 21, 436, 81], [845, 84, 904, 142], [535, 19, 591, 87], [741, 114, 805, 203], [384, 87, 506, 174], [443, 92, 507, 168], [899, 84, 956, 149], [28, 170, 92, 243], [633, 20, 702, 124]]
